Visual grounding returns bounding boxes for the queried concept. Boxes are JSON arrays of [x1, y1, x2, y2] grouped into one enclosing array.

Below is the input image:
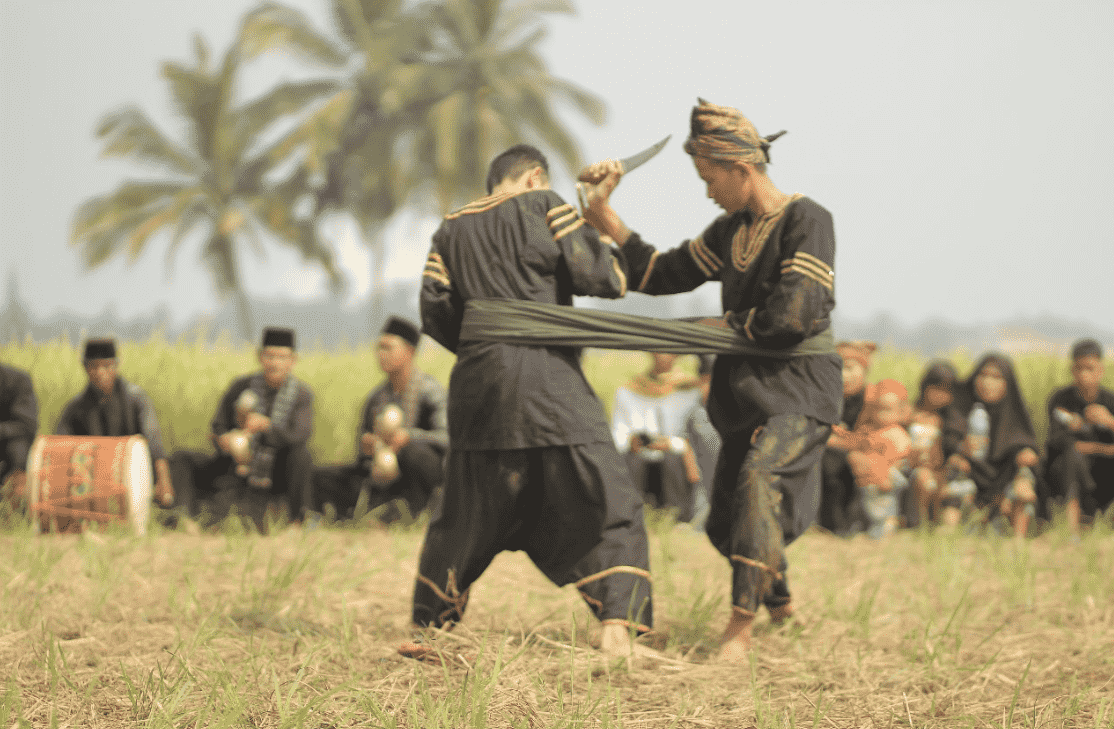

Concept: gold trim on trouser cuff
[[579, 592, 604, 610], [574, 565, 652, 589], [731, 605, 757, 617], [730, 554, 783, 580], [417, 570, 470, 623], [600, 618, 653, 633]]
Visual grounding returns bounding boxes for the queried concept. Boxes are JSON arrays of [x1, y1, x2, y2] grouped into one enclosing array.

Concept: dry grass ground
[[1, 512, 1111, 729]]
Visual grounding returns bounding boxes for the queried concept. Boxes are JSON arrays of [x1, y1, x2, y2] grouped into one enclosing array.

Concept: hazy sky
[[2, 1, 1112, 328]]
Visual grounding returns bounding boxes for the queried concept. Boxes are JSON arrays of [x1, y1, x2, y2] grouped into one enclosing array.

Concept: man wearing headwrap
[[581, 99, 842, 662], [0, 362, 38, 505], [405, 143, 654, 661], [312, 316, 448, 520], [171, 328, 314, 529], [56, 339, 174, 507]]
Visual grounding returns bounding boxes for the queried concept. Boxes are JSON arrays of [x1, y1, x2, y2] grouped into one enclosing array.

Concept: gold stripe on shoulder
[[552, 218, 586, 240], [423, 269, 451, 288], [548, 210, 579, 230], [794, 251, 833, 274], [546, 203, 575, 221], [686, 240, 714, 277], [781, 263, 834, 292], [782, 256, 833, 283], [691, 234, 724, 268], [444, 191, 518, 219]]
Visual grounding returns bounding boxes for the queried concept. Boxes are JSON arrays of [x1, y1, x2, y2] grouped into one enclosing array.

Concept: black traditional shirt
[[211, 374, 314, 450], [421, 189, 629, 450], [620, 195, 842, 435], [0, 364, 38, 445], [357, 369, 449, 467], [1045, 385, 1114, 462], [55, 376, 167, 460]]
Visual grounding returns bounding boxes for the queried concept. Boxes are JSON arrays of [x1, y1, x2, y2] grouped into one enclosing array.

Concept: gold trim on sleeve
[[612, 258, 628, 297], [637, 251, 660, 292]]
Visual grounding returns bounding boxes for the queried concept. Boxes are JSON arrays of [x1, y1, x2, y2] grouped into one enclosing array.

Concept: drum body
[[26, 435, 153, 536]]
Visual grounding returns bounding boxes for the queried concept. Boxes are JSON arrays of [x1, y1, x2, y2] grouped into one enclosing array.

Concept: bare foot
[[599, 622, 661, 659], [716, 609, 755, 664], [398, 637, 443, 665]]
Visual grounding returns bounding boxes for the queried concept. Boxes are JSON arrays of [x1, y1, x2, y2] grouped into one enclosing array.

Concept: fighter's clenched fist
[[576, 159, 630, 244]]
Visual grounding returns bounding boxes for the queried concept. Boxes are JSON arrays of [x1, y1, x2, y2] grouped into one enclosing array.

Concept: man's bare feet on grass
[[599, 621, 662, 659], [715, 608, 755, 664], [398, 636, 443, 665]]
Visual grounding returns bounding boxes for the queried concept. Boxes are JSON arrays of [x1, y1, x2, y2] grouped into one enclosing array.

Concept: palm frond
[[164, 197, 215, 276], [548, 77, 606, 126], [493, 0, 572, 45], [241, 2, 348, 66], [71, 181, 188, 244], [95, 108, 199, 174], [235, 79, 343, 154]]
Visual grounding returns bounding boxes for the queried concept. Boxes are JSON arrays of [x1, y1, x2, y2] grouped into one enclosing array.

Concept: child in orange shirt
[[829, 379, 912, 537]]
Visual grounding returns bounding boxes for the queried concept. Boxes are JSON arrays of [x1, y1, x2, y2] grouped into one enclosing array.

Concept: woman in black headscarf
[[907, 360, 959, 525], [942, 353, 1046, 536]]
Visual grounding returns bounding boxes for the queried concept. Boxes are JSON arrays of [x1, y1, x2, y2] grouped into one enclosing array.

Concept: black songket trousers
[[707, 414, 830, 615], [412, 442, 653, 631]]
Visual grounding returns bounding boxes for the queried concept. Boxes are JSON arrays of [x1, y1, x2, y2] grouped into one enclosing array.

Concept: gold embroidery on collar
[[730, 193, 804, 272]]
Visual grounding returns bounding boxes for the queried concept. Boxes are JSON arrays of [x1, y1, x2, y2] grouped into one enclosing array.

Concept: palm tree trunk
[[207, 232, 254, 343]]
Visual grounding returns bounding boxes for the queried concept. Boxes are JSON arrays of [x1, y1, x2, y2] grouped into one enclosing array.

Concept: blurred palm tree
[[71, 28, 342, 340], [240, 0, 605, 320]]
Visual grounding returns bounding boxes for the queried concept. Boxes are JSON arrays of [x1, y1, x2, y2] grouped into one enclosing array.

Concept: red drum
[[26, 435, 153, 536]]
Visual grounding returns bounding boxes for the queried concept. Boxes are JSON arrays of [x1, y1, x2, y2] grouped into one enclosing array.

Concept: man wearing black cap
[[0, 362, 39, 504], [205, 327, 315, 525], [312, 316, 448, 520], [55, 338, 174, 507]]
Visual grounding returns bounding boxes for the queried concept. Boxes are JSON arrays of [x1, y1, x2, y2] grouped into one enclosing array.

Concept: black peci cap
[[381, 316, 421, 347], [82, 338, 117, 361], [261, 327, 296, 350]]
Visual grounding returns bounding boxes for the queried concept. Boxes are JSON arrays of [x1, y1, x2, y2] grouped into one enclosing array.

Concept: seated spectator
[[829, 379, 912, 538], [312, 316, 448, 521], [943, 353, 1045, 537], [612, 353, 702, 522], [56, 339, 174, 508], [907, 361, 960, 526], [820, 340, 876, 535], [0, 362, 38, 506], [1045, 338, 1114, 537], [685, 354, 721, 530], [171, 327, 313, 530]]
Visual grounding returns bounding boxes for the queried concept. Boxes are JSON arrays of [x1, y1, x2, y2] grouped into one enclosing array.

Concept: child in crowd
[[908, 361, 960, 525], [820, 340, 877, 535], [943, 354, 1043, 537], [1045, 339, 1114, 537], [828, 379, 912, 538]]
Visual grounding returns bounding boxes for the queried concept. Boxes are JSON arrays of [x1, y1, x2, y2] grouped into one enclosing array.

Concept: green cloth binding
[[459, 299, 835, 358]]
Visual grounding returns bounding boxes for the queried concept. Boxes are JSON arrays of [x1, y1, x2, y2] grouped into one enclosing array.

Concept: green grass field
[[2, 340, 1113, 727]]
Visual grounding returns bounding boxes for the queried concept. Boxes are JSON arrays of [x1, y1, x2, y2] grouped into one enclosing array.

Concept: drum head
[[123, 437, 153, 536]]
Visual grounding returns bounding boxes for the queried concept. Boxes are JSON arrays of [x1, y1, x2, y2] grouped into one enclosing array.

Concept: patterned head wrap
[[682, 97, 787, 165]]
